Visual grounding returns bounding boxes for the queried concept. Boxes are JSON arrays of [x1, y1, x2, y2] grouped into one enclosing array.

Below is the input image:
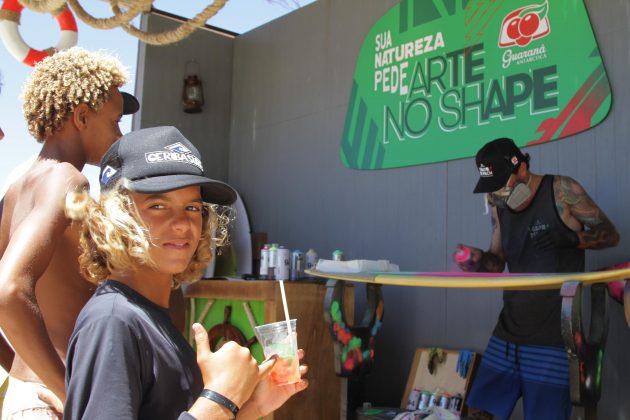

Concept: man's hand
[[36, 386, 63, 419], [238, 349, 309, 419], [192, 323, 274, 409]]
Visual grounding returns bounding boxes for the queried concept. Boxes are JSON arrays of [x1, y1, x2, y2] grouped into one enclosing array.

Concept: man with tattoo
[[455, 138, 619, 420]]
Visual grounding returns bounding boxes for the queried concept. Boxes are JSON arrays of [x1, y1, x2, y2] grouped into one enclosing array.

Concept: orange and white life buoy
[[0, 0, 77, 66]]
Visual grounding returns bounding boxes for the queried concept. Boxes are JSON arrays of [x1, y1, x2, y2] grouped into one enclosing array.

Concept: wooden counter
[[183, 279, 354, 420]]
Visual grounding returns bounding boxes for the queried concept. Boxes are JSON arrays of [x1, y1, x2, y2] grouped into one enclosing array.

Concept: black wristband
[[199, 389, 239, 419]]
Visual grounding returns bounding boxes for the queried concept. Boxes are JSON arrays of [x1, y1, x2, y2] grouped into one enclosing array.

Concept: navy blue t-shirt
[[64, 280, 202, 420]]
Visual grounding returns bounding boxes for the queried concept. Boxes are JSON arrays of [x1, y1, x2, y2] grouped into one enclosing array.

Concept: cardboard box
[[400, 348, 479, 415]]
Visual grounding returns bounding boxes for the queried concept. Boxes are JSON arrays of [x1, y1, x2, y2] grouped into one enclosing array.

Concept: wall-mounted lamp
[[182, 60, 204, 113]]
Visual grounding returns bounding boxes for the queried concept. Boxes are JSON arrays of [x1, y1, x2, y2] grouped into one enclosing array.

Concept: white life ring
[[0, 0, 77, 66]]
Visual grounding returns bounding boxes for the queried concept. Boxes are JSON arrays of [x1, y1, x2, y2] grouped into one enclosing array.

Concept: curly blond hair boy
[[66, 184, 231, 287], [21, 47, 131, 142]]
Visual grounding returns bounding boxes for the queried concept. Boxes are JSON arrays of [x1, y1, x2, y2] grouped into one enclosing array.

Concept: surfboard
[[305, 267, 630, 290], [231, 192, 252, 276], [209, 191, 253, 278]]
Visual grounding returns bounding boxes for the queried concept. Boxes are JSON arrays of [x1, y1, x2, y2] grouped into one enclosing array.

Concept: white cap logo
[[145, 143, 203, 171], [478, 164, 493, 177]]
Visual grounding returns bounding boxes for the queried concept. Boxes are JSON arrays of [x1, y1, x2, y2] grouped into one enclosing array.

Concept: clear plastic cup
[[254, 319, 300, 385]]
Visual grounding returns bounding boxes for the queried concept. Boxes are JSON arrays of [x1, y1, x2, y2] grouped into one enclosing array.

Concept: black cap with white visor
[[99, 126, 236, 206]]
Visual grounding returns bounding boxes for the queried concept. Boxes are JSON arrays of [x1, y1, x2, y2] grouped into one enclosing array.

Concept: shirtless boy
[[0, 47, 139, 418]]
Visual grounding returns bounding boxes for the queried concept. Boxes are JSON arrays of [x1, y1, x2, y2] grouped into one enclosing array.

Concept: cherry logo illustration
[[498, 0, 550, 48]]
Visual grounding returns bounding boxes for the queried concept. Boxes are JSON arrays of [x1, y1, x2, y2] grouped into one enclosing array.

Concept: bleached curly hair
[[21, 47, 129, 142], [65, 183, 231, 288]]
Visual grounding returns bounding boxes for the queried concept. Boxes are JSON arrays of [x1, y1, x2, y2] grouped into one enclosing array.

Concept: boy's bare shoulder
[[22, 160, 88, 196], [0, 161, 88, 251], [5, 160, 88, 211]]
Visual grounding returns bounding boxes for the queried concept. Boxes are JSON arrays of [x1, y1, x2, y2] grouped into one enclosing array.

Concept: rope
[[112, 0, 137, 6], [0, 4, 66, 24], [67, 0, 149, 30], [17, 0, 66, 13], [48, 5, 65, 17], [0, 9, 20, 23], [3, 0, 231, 48], [113, 0, 228, 46]]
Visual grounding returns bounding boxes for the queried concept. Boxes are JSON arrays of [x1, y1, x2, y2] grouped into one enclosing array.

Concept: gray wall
[[226, 0, 630, 418], [136, 0, 630, 417], [137, 14, 234, 183]]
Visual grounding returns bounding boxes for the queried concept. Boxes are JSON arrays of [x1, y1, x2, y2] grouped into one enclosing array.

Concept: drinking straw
[[278, 280, 295, 349]]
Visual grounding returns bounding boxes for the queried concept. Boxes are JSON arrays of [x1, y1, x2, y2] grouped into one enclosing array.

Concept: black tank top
[[494, 175, 584, 345]]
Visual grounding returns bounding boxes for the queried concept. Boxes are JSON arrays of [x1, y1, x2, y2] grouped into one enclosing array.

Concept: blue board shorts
[[466, 335, 571, 420]]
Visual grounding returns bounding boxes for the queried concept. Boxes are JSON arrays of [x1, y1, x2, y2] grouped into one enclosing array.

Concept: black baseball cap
[[121, 92, 140, 115], [473, 138, 529, 193], [99, 126, 237, 205]]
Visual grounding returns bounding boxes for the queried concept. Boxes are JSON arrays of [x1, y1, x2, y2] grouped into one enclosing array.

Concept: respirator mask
[[488, 174, 532, 210]]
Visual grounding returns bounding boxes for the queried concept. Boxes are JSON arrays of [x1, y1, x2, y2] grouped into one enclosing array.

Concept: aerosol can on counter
[[276, 246, 290, 281], [268, 243, 279, 280], [290, 250, 304, 280], [259, 245, 269, 279], [305, 249, 318, 277], [453, 244, 476, 271], [332, 249, 344, 261]]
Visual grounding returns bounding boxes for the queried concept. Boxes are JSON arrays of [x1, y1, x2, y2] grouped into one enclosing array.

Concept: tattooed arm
[[455, 206, 506, 273], [554, 175, 620, 250]]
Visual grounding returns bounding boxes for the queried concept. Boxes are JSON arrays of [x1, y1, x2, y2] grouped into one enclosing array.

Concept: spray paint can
[[439, 395, 450, 409], [290, 250, 304, 281], [454, 245, 471, 263], [332, 249, 344, 261], [428, 393, 440, 408], [259, 245, 269, 279], [268, 244, 279, 280], [454, 244, 477, 271], [305, 249, 318, 269], [305, 249, 318, 276], [276, 246, 290, 281], [449, 395, 462, 412], [417, 391, 430, 409], [406, 388, 421, 410]]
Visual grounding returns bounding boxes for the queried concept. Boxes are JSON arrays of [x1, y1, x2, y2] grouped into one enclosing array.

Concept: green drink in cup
[[254, 319, 300, 385]]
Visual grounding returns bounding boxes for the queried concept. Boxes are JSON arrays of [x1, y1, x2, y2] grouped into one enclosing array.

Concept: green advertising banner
[[341, 0, 611, 169]]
